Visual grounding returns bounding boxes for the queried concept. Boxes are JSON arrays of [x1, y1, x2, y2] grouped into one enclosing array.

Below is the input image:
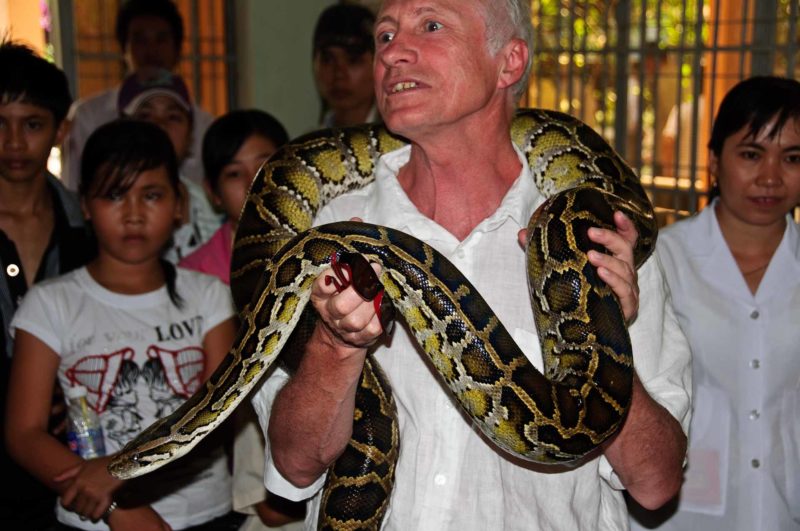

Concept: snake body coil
[[108, 109, 657, 530]]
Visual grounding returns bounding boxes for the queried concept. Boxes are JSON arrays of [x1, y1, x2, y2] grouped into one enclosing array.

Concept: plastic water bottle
[[65, 385, 106, 459]]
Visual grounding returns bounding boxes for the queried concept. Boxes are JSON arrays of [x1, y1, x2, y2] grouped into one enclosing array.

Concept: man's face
[[0, 101, 65, 184], [373, 0, 505, 138], [124, 15, 179, 74], [313, 46, 375, 120]]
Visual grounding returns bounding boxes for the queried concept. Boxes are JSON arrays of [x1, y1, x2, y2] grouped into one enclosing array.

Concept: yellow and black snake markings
[[108, 109, 657, 531]]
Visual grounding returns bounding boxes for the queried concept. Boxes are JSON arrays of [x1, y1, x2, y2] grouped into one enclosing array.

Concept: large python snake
[[108, 108, 657, 530]]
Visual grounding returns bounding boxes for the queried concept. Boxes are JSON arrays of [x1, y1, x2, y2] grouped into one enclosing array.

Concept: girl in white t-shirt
[[5, 120, 241, 530]]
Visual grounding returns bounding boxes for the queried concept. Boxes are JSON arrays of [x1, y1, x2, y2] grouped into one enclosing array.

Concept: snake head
[[107, 450, 144, 480], [326, 251, 395, 335], [327, 251, 382, 300]]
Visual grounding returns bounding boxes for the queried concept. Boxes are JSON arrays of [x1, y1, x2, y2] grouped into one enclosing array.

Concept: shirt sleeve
[[10, 284, 64, 355], [251, 366, 328, 502], [597, 253, 693, 488]]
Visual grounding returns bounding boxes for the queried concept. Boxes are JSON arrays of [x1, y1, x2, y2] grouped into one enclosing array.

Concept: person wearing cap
[[62, 0, 214, 192], [119, 70, 223, 263], [312, 4, 379, 129]]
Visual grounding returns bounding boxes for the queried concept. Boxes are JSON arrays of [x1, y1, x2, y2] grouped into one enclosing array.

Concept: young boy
[[0, 40, 92, 529]]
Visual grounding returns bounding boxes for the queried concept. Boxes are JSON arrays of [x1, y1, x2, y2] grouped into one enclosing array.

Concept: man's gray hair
[[484, 0, 533, 99]]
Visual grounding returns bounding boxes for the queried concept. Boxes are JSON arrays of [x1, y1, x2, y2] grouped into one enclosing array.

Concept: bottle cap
[[64, 384, 88, 399]]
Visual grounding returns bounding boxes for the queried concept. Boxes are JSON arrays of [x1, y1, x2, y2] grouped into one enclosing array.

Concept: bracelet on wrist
[[101, 501, 118, 523]]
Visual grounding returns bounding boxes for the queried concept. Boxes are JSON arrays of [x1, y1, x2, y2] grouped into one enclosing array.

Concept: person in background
[[180, 110, 288, 284], [312, 3, 378, 128], [631, 76, 800, 531], [254, 0, 691, 529], [5, 119, 242, 530], [63, 0, 214, 190], [179, 110, 304, 531], [118, 70, 222, 263], [0, 40, 92, 530]]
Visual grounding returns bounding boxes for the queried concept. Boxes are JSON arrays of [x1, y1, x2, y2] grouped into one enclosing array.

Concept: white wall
[[235, 0, 334, 139]]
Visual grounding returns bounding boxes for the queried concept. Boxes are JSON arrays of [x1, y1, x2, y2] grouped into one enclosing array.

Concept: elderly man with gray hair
[[255, 1, 691, 529]]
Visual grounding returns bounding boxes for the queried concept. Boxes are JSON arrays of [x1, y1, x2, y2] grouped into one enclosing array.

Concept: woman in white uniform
[[633, 76, 800, 530]]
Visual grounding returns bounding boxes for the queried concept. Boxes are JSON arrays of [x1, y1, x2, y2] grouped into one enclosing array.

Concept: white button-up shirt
[[253, 145, 692, 530], [640, 201, 800, 531]]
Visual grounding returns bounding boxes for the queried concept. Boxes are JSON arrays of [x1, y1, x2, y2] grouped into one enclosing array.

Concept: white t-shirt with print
[[12, 266, 235, 530]]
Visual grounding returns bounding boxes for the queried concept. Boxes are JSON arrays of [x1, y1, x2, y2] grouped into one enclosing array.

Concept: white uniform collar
[[686, 199, 800, 300]]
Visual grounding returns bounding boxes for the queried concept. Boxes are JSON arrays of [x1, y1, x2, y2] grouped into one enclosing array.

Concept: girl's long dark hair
[[80, 119, 184, 308]]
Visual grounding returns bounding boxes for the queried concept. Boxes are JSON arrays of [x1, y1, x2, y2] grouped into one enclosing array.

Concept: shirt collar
[[367, 143, 543, 235], [701, 198, 800, 266]]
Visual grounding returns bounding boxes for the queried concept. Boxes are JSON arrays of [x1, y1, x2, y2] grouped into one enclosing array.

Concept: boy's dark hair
[[313, 3, 376, 58], [202, 110, 289, 192], [0, 40, 72, 124], [116, 0, 184, 53], [708, 76, 800, 157], [81, 119, 183, 307]]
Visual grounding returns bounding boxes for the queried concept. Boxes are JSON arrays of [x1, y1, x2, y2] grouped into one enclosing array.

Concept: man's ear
[[202, 179, 221, 208], [80, 197, 91, 221], [497, 38, 529, 90], [55, 119, 70, 147], [708, 150, 719, 180], [175, 181, 188, 226]]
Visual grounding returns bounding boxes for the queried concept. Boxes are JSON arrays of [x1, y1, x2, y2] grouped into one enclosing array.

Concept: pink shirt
[[179, 221, 233, 284]]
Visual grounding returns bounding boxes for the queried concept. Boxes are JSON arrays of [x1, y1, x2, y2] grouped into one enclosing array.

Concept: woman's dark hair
[[0, 40, 72, 124], [201, 109, 289, 192], [707, 76, 800, 200], [116, 0, 184, 54], [80, 119, 184, 308], [708, 76, 800, 156]]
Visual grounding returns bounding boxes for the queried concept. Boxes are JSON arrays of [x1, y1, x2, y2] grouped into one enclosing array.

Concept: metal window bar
[[529, 0, 798, 226], [57, 0, 234, 117]]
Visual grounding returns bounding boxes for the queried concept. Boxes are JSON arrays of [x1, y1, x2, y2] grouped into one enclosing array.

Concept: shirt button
[[751, 459, 760, 468], [434, 474, 447, 486], [750, 310, 760, 319], [749, 409, 760, 420], [456, 249, 466, 259], [750, 359, 760, 369], [6, 264, 19, 277]]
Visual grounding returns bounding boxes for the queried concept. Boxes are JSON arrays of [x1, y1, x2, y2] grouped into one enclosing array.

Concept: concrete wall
[[0, 0, 47, 54], [235, 0, 334, 139]]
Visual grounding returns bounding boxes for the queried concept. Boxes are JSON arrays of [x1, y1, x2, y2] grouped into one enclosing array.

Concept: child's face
[[82, 166, 181, 266], [0, 100, 66, 184], [212, 135, 278, 223], [132, 95, 192, 162]]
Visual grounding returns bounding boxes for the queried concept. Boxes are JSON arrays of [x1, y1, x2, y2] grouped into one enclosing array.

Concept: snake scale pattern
[[108, 108, 657, 530]]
